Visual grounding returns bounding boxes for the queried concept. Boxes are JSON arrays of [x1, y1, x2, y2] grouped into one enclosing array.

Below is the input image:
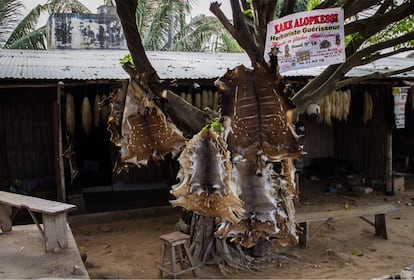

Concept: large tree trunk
[[113, 0, 300, 275]]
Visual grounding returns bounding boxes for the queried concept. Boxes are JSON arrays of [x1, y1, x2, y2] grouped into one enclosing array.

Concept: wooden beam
[[55, 82, 66, 202], [385, 130, 393, 195]]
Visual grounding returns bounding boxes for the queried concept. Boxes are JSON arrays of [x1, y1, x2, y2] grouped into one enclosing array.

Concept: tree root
[[187, 214, 297, 276]]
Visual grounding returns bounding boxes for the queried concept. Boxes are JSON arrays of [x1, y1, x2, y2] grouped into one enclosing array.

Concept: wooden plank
[[296, 204, 398, 223], [0, 191, 76, 214]]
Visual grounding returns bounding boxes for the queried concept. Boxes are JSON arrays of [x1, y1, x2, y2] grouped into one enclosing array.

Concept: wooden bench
[[0, 191, 76, 252], [295, 204, 398, 248]]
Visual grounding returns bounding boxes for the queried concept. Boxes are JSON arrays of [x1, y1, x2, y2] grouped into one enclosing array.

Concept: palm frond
[[171, 15, 242, 53], [5, 25, 46, 49], [45, 0, 90, 14], [0, 0, 24, 41], [0, 0, 23, 23], [142, 0, 171, 50], [3, 4, 44, 48]]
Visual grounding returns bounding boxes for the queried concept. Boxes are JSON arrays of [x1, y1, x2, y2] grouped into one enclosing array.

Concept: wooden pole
[[385, 129, 393, 195], [54, 82, 66, 202]]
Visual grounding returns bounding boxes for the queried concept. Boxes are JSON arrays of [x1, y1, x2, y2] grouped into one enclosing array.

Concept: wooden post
[[54, 82, 66, 202], [385, 129, 393, 195]]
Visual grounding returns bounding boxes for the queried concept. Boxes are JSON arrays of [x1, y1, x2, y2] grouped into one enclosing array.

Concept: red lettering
[[274, 20, 293, 34]]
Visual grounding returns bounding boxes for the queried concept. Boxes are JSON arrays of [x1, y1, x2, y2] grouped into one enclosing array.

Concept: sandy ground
[[0, 224, 88, 279], [70, 181, 414, 279]]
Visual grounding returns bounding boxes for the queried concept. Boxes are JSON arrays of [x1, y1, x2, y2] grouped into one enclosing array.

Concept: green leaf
[[202, 117, 223, 134], [119, 53, 133, 66]]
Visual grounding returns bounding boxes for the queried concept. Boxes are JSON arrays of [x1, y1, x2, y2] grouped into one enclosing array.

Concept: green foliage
[[172, 15, 242, 53], [6, 26, 46, 49], [136, 1, 241, 53], [119, 53, 133, 66], [367, 15, 414, 49], [202, 117, 223, 134], [307, 0, 320, 11], [243, 0, 253, 18], [344, 32, 363, 47], [2, 0, 90, 49], [0, 0, 24, 46]]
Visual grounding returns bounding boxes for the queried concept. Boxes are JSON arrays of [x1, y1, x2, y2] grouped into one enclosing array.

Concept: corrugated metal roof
[[0, 49, 413, 81], [0, 49, 250, 81]]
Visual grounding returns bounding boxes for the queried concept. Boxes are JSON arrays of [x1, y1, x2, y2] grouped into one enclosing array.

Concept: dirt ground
[[70, 180, 414, 279]]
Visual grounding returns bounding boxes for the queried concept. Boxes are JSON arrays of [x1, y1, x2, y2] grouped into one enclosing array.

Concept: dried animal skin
[[63, 144, 79, 184], [107, 85, 128, 146], [117, 77, 187, 169], [81, 96, 92, 136], [65, 93, 76, 137], [216, 64, 301, 162], [215, 158, 298, 248], [318, 90, 352, 124], [170, 128, 244, 224], [363, 91, 373, 124]]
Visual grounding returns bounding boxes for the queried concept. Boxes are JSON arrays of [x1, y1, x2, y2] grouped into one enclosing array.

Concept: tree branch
[[346, 1, 414, 36], [280, 0, 296, 17], [114, 0, 158, 76], [336, 65, 414, 89], [359, 47, 414, 65], [342, 0, 384, 19], [347, 31, 414, 66], [210, 1, 261, 64], [252, 0, 277, 58]]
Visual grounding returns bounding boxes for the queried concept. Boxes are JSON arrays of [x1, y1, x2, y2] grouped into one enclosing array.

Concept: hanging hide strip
[[363, 91, 373, 124], [65, 93, 76, 137], [63, 144, 79, 184], [107, 85, 128, 146], [81, 96, 92, 136], [318, 89, 351, 125]]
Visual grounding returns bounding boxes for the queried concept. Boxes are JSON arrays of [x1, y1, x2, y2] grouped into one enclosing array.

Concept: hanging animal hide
[[65, 93, 76, 137], [107, 84, 128, 146], [113, 76, 187, 172], [63, 144, 79, 184], [318, 90, 351, 125], [215, 64, 302, 163], [212, 64, 301, 248], [170, 127, 244, 224], [81, 96, 92, 136], [214, 158, 298, 248], [363, 91, 373, 124]]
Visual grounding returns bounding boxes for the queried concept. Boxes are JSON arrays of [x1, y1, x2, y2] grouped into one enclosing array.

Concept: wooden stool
[[158, 231, 198, 278]]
